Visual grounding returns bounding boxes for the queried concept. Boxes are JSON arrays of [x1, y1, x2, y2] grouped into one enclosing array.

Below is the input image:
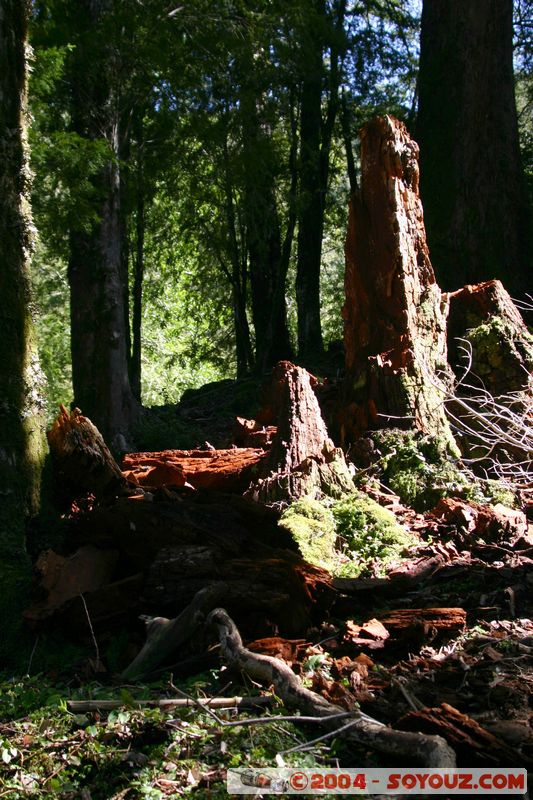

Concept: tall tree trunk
[[240, 61, 293, 374], [0, 0, 47, 660], [68, 1, 139, 446], [222, 135, 254, 377], [416, 0, 532, 296], [295, 0, 325, 360], [296, 0, 345, 360]]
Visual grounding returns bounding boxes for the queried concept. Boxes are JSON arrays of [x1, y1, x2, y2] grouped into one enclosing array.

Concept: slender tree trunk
[[131, 129, 144, 401], [232, 284, 254, 379], [222, 135, 254, 376], [0, 0, 47, 659], [341, 90, 358, 196], [68, 1, 139, 445], [417, 0, 532, 296]]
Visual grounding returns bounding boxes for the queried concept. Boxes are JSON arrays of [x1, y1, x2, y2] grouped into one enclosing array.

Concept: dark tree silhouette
[[417, 0, 532, 296]]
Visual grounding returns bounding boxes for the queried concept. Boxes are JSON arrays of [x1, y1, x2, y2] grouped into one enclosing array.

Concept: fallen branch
[[67, 696, 274, 713], [207, 608, 456, 767]]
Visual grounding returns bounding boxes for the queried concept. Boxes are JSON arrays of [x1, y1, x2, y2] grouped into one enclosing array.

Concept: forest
[[1, 0, 533, 797]]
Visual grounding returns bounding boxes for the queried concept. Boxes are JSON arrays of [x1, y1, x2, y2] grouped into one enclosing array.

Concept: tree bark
[[341, 116, 457, 452], [222, 135, 255, 377], [295, 0, 326, 360], [68, 0, 140, 446], [47, 405, 128, 500], [416, 0, 532, 297], [0, 0, 47, 660]]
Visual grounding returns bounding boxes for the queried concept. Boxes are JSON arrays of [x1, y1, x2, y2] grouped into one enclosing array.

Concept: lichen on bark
[[0, 0, 47, 662]]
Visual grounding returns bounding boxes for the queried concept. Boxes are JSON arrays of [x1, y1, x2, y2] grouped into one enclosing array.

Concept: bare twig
[[79, 593, 102, 669]]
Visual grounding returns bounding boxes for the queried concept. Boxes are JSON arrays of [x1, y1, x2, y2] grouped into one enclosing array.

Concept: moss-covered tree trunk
[[416, 0, 531, 297], [0, 0, 47, 660], [342, 116, 457, 453]]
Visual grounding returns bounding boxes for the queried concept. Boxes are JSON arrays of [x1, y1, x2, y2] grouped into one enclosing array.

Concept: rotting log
[[432, 498, 528, 546], [246, 361, 354, 504], [122, 447, 267, 492], [398, 702, 529, 767], [233, 417, 277, 448], [208, 608, 456, 767], [47, 405, 129, 500], [341, 115, 457, 452], [35, 490, 334, 648], [24, 545, 118, 622]]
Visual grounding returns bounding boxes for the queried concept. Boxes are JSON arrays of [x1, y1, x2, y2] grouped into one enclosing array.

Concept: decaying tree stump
[[246, 361, 354, 504], [342, 116, 457, 453], [446, 279, 533, 395], [47, 405, 128, 499]]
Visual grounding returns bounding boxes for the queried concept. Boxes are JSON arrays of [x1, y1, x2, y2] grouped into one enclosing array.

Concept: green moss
[[365, 429, 473, 511], [280, 491, 416, 578], [332, 491, 415, 577], [355, 429, 520, 512], [279, 498, 336, 567], [465, 316, 533, 388]]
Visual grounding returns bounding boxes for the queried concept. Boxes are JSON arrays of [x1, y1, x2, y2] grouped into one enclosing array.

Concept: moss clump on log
[[333, 491, 414, 578], [352, 429, 516, 512], [279, 499, 336, 568], [279, 491, 415, 579], [446, 280, 533, 396]]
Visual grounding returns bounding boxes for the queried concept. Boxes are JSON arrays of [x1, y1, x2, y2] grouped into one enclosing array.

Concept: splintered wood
[[247, 361, 354, 503], [47, 405, 127, 498], [122, 447, 267, 492]]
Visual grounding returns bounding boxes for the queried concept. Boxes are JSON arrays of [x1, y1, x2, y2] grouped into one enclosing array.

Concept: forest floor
[[2, 375, 532, 799]]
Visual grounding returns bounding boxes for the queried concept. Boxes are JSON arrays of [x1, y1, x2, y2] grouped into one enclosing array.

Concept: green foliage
[[332, 491, 415, 578], [280, 498, 337, 567], [30, 245, 72, 419], [0, 674, 327, 798]]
